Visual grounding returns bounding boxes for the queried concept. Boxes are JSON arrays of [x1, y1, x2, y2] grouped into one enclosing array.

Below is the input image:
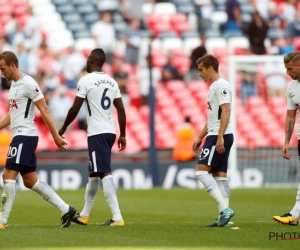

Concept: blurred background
[[0, 0, 300, 189]]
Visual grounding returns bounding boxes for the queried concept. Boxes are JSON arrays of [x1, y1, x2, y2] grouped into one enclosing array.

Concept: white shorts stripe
[[92, 151, 97, 172], [16, 143, 23, 164], [208, 145, 215, 165]]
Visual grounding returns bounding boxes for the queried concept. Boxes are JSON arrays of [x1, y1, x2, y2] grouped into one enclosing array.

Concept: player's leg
[[273, 140, 300, 225], [212, 134, 234, 227], [22, 171, 76, 228], [0, 168, 18, 229], [87, 133, 124, 226], [274, 184, 300, 225], [195, 136, 227, 213], [99, 173, 124, 226], [213, 176, 230, 207], [72, 175, 100, 225]]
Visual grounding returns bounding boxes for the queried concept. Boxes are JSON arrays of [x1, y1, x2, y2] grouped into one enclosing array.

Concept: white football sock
[[195, 171, 227, 212], [102, 175, 122, 222], [0, 180, 17, 225], [214, 177, 230, 207], [80, 177, 100, 217], [290, 183, 300, 218], [31, 180, 69, 214]]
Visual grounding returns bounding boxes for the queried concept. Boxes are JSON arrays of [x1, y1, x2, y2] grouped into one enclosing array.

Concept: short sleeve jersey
[[286, 80, 300, 139], [8, 74, 44, 137], [207, 78, 233, 136], [76, 72, 122, 136]]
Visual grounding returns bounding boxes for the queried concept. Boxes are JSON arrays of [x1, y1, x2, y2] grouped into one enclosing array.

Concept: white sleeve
[[216, 84, 231, 105], [76, 78, 87, 98], [26, 78, 44, 102], [286, 84, 296, 110]]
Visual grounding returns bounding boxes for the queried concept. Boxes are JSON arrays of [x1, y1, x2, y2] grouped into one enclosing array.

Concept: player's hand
[[58, 127, 67, 137], [192, 137, 202, 153], [216, 135, 225, 154], [53, 135, 67, 151], [118, 136, 126, 151], [282, 143, 290, 160]]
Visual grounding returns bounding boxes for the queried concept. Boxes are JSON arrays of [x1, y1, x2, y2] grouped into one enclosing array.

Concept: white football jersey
[[8, 74, 44, 137], [206, 78, 233, 136], [286, 80, 300, 139], [76, 72, 122, 136]]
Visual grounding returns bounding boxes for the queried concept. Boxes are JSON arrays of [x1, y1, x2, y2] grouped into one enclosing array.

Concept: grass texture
[[0, 188, 300, 250]]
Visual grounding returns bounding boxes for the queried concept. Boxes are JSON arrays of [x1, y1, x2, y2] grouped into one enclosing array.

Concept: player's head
[[196, 55, 219, 82], [0, 51, 19, 81], [86, 48, 106, 73], [283, 51, 300, 80]]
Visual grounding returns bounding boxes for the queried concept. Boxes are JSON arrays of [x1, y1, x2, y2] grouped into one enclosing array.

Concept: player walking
[[59, 48, 126, 226], [192, 55, 234, 227], [0, 51, 76, 229]]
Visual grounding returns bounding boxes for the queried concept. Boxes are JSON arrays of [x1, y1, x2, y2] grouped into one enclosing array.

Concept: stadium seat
[[153, 2, 177, 16], [159, 31, 178, 39], [293, 37, 300, 51], [65, 130, 88, 150], [52, 0, 69, 4], [173, 22, 193, 36], [75, 5, 94, 15], [74, 38, 96, 51], [142, 2, 154, 16], [177, 4, 195, 14], [164, 80, 185, 93], [183, 37, 201, 54], [62, 13, 82, 23], [181, 31, 199, 39], [209, 11, 228, 29], [72, 0, 90, 5], [227, 36, 249, 54], [205, 37, 227, 54]]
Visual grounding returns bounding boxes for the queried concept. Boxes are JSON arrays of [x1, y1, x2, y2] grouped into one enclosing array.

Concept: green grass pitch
[[1, 188, 300, 250]]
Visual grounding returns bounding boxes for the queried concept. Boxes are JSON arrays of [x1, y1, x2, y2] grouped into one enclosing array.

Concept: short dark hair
[[91, 48, 106, 67], [196, 54, 219, 72], [284, 51, 300, 64], [0, 51, 19, 68]]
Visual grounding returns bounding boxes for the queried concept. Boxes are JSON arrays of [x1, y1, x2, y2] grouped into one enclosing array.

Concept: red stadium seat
[[65, 130, 88, 150], [169, 13, 187, 27]]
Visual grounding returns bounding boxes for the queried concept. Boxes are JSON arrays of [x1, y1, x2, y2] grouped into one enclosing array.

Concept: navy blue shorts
[[197, 134, 234, 173], [5, 135, 38, 176], [88, 133, 116, 174]]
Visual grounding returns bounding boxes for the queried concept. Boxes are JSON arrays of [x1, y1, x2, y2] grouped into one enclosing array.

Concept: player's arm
[[216, 103, 231, 154], [114, 97, 127, 151], [192, 122, 208, 153], [59, 96, 85, 136], [282, 109, 296, 160], [34, 98, 67, 151], [0, 113, 11, 130]]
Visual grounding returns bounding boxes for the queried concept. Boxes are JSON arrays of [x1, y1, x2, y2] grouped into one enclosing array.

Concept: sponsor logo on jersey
[[9, 99, 18, 110], [207, 102, 212, 110]]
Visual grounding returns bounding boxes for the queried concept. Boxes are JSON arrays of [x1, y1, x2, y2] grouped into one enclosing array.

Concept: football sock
[[214, 177, 230, 207], [195, 171, 227, 212], [102, 175, 122, 222], [80, 177, 100, 217], [31, 180, 69, 214], [290, 183, 300, 218], [0, 180, 17, 225]]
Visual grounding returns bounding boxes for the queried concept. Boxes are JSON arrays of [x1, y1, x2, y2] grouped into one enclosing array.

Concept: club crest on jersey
[[78, 85, 81, 92], [221, 88, 229, 96], [14, 89, 19, 97], [33, 86, 40, 94]]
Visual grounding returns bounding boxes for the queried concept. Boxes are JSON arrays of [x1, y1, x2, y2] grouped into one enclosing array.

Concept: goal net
[[227, 55, 300, 188]]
